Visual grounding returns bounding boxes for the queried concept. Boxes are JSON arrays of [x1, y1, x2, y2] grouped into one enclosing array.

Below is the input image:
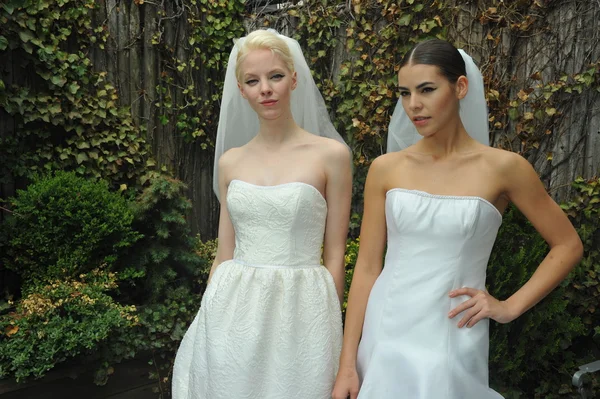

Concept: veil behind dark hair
[[388, 47, 489, 152]]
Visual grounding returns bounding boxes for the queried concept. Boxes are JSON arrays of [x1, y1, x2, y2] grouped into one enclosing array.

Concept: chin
[[414, 128, 432, 139]]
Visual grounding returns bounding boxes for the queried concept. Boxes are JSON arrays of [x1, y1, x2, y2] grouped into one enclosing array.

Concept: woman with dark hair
[[331, 39, 582, 399]]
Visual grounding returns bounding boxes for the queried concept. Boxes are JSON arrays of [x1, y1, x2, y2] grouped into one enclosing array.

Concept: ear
[[456, 75, 468, 100], [237, 81, 247, 99], [291, 71, 298, 90]]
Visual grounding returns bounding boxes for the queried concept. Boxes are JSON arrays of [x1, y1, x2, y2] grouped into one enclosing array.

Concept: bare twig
[[0, 205, 19, 216]]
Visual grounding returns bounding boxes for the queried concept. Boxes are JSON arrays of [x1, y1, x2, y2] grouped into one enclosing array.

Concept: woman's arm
[[207, 153, 236, 283], [449, 152, 583, 327], [322, 142, 353, 305], [332, 156, 389, 399]]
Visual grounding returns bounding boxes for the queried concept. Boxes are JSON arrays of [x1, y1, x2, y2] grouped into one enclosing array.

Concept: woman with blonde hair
[[172, 29, 352, 399]]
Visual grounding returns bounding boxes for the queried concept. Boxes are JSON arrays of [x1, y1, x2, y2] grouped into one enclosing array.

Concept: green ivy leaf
[[22, 42, 33, 54], [50, 75, 67, 87], [76, 152, 89, 164], [398, 14, 412, 26], [68, 82, 80, 94], [48, 103, 62, 115], [18, 29, 35, 43], [2, 2, 16, 15], [0, 36, 8, 51]]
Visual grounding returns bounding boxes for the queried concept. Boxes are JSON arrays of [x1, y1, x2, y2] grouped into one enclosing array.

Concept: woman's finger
[[456, 304, 482, 328], [449, 287, 480, 298], [448, 296, 477, 318], [465, 311, 487, 328]]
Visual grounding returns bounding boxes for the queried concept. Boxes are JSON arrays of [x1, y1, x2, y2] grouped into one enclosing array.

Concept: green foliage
[[119, 175, 206, 302], [0, 267, 138, 382], [0, 0, 154, 190], [133, 286, 205, 394], [2, 171, 142, 289], [561, 178, 600, 330], [0, 175, 216, 388], [112, 238, 217, 393], [487, 206, 586, 397], [557, 178, 600, 396], [195, 238, 218, 281], [480, 3, 600, 156], [153, 0, 245, 146], [343, 237, 360, 311]]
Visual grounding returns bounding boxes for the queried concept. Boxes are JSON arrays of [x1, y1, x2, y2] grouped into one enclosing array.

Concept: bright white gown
[[357, 188, 504, 398], [172, 179, 342, 399]]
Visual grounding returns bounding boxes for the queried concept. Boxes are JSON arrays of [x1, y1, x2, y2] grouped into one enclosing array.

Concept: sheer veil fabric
[[212, 29, 347, 198], [387, 49, 489, 153]]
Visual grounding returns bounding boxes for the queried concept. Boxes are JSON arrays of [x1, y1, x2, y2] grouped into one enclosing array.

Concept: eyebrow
[[244, 69, 286, 79], [398, 81, 435, 90]]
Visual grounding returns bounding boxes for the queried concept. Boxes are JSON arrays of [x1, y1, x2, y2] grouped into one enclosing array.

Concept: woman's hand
[[448, 287, 517, 327], [331, 366, 360, 399]]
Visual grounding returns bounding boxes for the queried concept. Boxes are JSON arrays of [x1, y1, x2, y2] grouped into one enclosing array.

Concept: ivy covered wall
[[1, 0, 599, 238]]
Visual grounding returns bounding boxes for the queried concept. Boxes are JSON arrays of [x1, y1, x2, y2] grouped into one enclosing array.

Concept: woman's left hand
[[448, 288, 517, 327]]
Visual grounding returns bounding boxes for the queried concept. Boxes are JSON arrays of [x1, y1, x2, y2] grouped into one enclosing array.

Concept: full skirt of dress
[[172, 260, 342, 399]]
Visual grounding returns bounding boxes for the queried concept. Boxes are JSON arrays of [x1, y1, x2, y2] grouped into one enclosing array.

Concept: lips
[[260, 100, 278, 106], [413, 116, 430, 127]]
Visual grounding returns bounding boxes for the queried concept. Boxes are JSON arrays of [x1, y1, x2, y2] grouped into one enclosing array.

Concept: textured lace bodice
[[173, 179, 342, 399], [226, 179, 327, 266]]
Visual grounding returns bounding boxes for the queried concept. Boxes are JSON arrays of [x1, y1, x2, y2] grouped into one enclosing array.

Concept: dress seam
[[446, 227, 471, 397]]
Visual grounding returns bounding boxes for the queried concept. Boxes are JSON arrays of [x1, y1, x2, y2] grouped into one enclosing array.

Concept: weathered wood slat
[[141, 2, 157, 145], [116, 0, 131, 105], [105, 0, 119, 90], [129, 2, 142, 124]]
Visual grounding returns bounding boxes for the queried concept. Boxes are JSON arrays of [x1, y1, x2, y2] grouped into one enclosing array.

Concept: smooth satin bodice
[[357, 188, 504, 399]]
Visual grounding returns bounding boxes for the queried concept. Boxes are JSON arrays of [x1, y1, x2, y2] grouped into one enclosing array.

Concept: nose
[[259, 79, 272, 96], [408, 94, 422, 111]]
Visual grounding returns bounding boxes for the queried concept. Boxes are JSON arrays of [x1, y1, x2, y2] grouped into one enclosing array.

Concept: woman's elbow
[[570, 234, 584, 263]]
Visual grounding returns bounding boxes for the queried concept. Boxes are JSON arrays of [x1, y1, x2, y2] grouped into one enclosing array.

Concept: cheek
[[434, 94, 455, 114]]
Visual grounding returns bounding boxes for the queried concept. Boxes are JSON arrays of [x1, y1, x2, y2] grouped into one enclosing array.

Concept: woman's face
[[397, 63, 467, 139], [237, 49, 297, 121]]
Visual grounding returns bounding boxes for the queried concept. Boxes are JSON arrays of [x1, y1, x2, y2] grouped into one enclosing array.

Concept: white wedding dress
[[357, 188, 504, 398], [172, 179, 342, 399]]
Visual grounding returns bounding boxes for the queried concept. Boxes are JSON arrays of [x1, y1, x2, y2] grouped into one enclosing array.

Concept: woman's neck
[[255, 113, 300, 146], [417, 119, 479, 160]]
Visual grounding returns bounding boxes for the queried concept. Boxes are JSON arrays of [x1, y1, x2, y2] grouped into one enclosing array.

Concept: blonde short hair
[[235, 30, 295, 82]]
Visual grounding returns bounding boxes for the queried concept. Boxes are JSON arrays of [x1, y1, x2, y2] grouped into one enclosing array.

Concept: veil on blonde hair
[[213, 29, 348, 199]]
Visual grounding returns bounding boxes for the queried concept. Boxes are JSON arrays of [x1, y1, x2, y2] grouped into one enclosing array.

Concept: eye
[[422, 87, 435, 93], [271, 73, 285, 80], [399, 90, 410, 97], [245, 79, 258, 85]]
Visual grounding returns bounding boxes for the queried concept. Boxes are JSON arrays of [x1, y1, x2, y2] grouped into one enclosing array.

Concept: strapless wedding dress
[[172, 180, 342, 399], [357, 188, 504, 398]]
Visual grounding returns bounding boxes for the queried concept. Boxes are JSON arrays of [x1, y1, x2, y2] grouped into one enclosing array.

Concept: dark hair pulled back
[[399, 39, 466, 83]]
